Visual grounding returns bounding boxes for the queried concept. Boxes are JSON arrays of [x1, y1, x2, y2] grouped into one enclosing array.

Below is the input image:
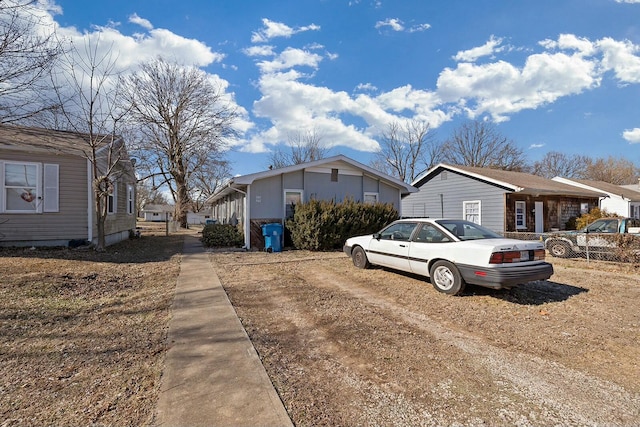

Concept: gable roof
[[207, 154, 416, 203], [413, 163, 605, 197], [0, 124, 123, 157], [553, 177, 640, 201]]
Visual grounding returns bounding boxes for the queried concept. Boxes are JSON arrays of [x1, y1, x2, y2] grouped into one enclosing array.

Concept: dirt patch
[[211, 250, 640, 426], [0, 224, 183, 427]]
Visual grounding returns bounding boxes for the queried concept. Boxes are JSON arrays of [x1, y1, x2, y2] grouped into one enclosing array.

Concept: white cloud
[[256, 47, 323, 73], [597, 37, 640, 83], [129, 13, 153, 30], [615, 0, 640, 3], [408, 23, 431, 33], [354, 82, 378, 92], [529, 143, 545, 149], [375, 18, 404, 32], [453, 35, 505, 62], [623, 128, 640, 143], [251, 18, 320, 43], [539, 34, 595, 56], [439, 37, 603, 121], [243, 45, 275, 57]]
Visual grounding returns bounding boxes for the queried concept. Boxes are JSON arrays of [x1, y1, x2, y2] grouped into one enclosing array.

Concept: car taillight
[[533, 249, 545, 261], [489, 249, 545, 264]]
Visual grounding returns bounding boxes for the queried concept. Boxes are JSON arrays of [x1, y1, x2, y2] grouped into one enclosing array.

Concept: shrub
[[575, 207, 620, 230], [286, 199, 398, 251], [201, 223, 244, 248]]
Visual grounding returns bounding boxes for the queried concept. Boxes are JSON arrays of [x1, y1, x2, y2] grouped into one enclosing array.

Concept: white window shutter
[[43, 164, 59, 212]]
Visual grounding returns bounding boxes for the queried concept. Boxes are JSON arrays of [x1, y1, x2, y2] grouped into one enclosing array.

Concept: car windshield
[[435, 220, 502, 241]]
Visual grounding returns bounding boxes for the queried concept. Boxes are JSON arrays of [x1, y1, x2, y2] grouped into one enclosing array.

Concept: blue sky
[[44, 0, 640, 176]]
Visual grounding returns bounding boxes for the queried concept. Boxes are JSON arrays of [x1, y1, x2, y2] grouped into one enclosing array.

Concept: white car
[[343, 218, 553, 295]]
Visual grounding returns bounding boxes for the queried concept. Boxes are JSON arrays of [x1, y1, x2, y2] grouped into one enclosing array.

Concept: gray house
[[0, 125, 137, 247], [402, 163, 603, 234], [206, 155, 416, 249], [552, 177, 640, 219]]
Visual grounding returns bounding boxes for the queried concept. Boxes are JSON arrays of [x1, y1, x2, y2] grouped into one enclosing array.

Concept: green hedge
[[286, 199, 398, 251], [201, 223, 244, 248]]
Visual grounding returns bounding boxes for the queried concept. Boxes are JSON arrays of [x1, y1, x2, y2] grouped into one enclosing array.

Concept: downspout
[[87, 158, 93, 243], [226, 184, 249, 249]]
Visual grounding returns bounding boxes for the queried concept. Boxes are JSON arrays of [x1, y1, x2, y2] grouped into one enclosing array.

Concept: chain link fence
[[502, 231, 640, 263]]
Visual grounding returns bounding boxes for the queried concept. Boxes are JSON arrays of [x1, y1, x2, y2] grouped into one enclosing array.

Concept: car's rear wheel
[[429, 260, 465, 295], [351, 246, 370, 269], [548, 240, 571, 258]]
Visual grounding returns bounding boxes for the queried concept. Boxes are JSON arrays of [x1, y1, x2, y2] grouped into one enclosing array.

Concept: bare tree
[[121, 56, 239, 227], [530, 151, 591, 179], [584, 156, 639, 184], [442, 120, 526, 171], [268, 128, 327, 169], [372, 119, 440, 182], [189, 159, 231, 212], [136, 179, 169, 216], [0, 0, 62, 123], [52, 38, 131, 251]]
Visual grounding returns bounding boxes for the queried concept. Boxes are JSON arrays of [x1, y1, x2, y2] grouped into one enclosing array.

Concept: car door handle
[[399, 244, 406, 247]]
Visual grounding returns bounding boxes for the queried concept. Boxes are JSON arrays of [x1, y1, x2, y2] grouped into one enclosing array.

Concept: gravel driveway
[[210, 250, 640, 426]]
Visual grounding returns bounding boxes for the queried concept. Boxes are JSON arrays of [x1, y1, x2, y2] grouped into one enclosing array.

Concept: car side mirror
[[373, 233, 381, 240]]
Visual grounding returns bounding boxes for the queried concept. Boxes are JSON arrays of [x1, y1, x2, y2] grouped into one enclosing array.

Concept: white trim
[[515, 200, 527, 229], [284, 189, 303, 219], [364, 192, 379, 204], [1, 160, 41, 214], [126, 184, 134, 215], [463, 200, 481, 224]]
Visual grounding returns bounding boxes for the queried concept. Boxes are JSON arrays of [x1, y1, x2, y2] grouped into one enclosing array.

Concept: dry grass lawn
[[0, 223, 183, 426]]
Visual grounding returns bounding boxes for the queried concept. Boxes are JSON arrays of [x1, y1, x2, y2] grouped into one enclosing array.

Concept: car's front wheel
[[429, 260, 465, 295], [547, 240, 572, 258], [351, 246, 370, 269]]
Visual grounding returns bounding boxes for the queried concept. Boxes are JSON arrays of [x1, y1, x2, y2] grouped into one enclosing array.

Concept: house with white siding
[[0, 125, 136, 247], [552, 177, 640, 219], [206, 155, 416, 249], [402, 164, 604, 234]]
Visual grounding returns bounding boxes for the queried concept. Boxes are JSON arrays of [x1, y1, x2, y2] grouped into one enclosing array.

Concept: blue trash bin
[[262, 223, 283, 252]]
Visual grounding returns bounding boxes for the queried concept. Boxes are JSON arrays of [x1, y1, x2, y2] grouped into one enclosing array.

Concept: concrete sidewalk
[[153, 234, 293, 427]]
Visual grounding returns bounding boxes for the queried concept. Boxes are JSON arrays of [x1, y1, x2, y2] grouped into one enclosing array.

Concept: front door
[[535, 201, 544, 233]]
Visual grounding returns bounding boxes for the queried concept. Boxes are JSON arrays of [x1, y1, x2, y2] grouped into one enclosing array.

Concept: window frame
[[127, 184, 134, 215], [284, 189, 303, 219], [1, 160, 41, 214], [363, 192, 378, 204], [515, 200, 526, 229], [107, 179, 117, 215], [463, 200, 481, 225]]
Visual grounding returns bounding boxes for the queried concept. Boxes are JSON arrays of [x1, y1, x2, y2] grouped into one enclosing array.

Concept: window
[[463, 200, 481, 224], [414, 223, 451, 243], [364, 192, 378, 204], [515, 201, 526, 229], [107, 180, 117, 214], [0, 161, 59, 214], [285, 190, 302, 219], [379, 222, 418, 241], [127, 184, 134, 215], [331, 168, 338, 182]]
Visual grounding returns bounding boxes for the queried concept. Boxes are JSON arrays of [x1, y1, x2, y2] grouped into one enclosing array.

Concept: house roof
[[0, 124, 120, 156], [413, 163, 605, 198], [552, 177, 640, 201], [142, 204, 175, 213], [206, 154, 417, 203]]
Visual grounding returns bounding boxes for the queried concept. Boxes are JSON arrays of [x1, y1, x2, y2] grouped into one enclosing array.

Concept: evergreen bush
[[286, 199, 398, 250], [201, 223, 244, 248]]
